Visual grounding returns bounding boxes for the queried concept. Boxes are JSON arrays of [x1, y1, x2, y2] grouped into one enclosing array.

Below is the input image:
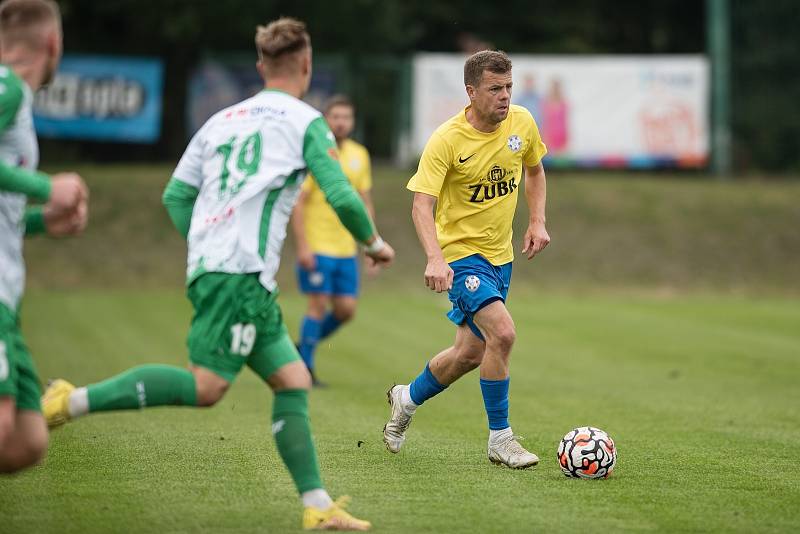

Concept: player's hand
[[297, 247, 316, 271], [49, 172, 88, 215], [424, 256, 453, 293], [364, 258, 382, 277], [365, 240, 395, 267], [43, 197, 88, 237], [521, 220, 550, 260]]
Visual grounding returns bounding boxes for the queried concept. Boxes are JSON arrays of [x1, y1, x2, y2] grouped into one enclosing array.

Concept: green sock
[[87, 364, 197, 412], [272, 389, 323, 494]]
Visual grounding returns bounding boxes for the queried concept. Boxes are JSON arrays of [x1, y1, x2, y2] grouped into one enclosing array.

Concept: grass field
[[21, 165, 800, 294], [1, 289, 798, 533], [2, 165, 800, 532]]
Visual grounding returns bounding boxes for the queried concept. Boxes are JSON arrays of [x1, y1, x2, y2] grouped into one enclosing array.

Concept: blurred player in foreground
[[43, 17, 393, 530], [292, 95, 377, 386], [0, 0, 87, 474], [383, 50, 549, 469]]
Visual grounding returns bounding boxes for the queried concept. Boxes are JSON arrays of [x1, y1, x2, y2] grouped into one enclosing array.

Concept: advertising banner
[[33, 55, 163, 143], [187, 56, 341, 136], [413, 54, 709, 168]]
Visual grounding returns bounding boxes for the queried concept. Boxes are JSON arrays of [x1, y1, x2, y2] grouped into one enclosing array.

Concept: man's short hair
[[324, 94, 353, 115], [463, 50, 512, 87], [0, 0, 60, 49], [255, 17, 310, 76]]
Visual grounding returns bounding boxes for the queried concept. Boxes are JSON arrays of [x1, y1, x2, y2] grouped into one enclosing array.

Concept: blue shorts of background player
[[295, 254, 360, 385], [296, 255, 359, 297], [446, 254, 512, 340]]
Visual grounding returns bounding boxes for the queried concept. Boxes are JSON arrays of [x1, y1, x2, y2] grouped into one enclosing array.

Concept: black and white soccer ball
[[557, 426, 617, 479]]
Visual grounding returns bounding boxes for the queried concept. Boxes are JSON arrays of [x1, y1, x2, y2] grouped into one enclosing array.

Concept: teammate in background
[[292, 95, 376, 387], [42, 17, 393, 530], [382, 50, 550, 469], [0, 0, 88, 474]]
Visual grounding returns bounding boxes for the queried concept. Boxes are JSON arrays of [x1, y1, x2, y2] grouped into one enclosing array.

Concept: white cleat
[[382, 385, 413, 453], [488, 435, 540, 469]]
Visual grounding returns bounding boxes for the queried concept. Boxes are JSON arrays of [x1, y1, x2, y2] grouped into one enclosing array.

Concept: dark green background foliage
[[45, 0, 800, 172]]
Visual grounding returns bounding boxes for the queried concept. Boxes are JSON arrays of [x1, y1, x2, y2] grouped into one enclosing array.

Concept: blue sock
[[298, 316, 322, 371], [319, 312, 342, 340], [408, 363, 448, 406], [480, 377, 510, 430]]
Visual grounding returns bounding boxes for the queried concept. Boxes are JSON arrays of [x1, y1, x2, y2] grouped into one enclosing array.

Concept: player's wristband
[[364, 236, 385, 255]]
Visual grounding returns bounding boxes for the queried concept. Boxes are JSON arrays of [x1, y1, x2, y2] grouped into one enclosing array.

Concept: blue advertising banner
[[33, 55, 163, 143]]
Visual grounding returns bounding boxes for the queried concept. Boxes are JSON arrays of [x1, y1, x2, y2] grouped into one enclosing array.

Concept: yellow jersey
[[407, 105, 547, 265], [302, 138, 372, 257]]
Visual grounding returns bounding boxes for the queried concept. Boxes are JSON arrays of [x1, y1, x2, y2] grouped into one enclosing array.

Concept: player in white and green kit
[[42, 17, 392, 530], [0, 0, 88, 474]]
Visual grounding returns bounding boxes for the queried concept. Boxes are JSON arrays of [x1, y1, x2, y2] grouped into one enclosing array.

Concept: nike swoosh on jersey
[[458, 153, 476, 163]]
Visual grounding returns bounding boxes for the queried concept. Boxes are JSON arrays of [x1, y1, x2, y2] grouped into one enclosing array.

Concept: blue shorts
[[446, 254, 512, 340], [296, 255, 359, 297]]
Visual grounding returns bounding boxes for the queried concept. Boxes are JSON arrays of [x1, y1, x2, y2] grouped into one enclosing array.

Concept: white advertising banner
[[412, 54, 709, 168]]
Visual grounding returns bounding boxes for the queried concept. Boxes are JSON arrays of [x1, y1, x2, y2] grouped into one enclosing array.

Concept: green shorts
[[0, 303, 42, 412], [186, 273, 300, 383]]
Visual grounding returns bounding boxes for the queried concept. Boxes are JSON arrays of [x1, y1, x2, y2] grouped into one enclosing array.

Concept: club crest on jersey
[[507, 135, 522, 152], [467, 165, 517, 203], [465, 275, 480, 292], [487, 165, 507, 183]]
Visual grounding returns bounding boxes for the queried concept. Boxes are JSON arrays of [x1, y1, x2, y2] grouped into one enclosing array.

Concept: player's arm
[[521, 162, 550, 259], [303, 117, 394, 265], [0, 80, 86, 236], [411, 192, 453, 293], [0, 163, 87, 237], [359, 190, 375, 221], [162, 177, 199, 239], [290, 187, 315, 271], [0, 161, 51, 200], [163, 127, 206, 239], [408, 131, 453, 292]]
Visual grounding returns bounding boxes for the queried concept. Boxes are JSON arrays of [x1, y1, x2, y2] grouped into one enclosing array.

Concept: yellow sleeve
[[406, 131, 453, 197], [301, 174, 315, 192], [356, 148, 372, 192], [523, 114, 548, 167]]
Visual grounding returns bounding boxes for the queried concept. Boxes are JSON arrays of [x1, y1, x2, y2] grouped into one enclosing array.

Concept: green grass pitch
[[1, 289, 798, 532]]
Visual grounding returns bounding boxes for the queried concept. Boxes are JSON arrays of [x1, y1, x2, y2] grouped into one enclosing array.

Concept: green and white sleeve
[[162, 177, 199, 239], [302, 117, 375, 243], [0, 76, 51, 201], [0, 162, 51, 200], [163, 128, 206, 239], [23, 206, 46, 235]]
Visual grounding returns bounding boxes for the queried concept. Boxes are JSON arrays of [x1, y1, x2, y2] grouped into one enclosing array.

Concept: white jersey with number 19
[[0, 66, 39, 312], [173, 89, 330, 291]]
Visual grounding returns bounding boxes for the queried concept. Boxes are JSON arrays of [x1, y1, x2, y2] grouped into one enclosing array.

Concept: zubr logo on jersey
[[468, 164, 517, 203]]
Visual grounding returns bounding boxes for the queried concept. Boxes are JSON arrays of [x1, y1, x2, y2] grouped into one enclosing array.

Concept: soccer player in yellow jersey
[[383, 50, 550, 469], [292, 95, 376, 386]]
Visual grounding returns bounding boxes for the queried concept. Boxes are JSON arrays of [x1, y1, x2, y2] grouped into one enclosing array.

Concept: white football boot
[[488, 433, 540, 469], [382, 385, 413, 453]]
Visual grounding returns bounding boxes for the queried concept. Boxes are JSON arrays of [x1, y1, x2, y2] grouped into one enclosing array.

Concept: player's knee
[[24, 429, 48, 467], [333, 305, 356, 323], [456, 346, 484, 369], [306, 297, 328, 319], [194, 380, 229, 407], [488, 324, 516, 353], [0, 429, 47, 474], [0, 415, 14, 447]]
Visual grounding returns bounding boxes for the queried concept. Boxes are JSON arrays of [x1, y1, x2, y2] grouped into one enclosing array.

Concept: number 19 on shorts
[[230, 323, 256, 356]]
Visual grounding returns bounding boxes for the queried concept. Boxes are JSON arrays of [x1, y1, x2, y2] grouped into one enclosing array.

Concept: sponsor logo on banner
[[34, 55, 163, 143], [412, 54, 709, 168]]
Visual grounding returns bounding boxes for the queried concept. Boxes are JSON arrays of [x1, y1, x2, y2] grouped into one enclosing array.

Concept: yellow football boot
[[302, 496, 371, 531], [41, 379, 75, 428]]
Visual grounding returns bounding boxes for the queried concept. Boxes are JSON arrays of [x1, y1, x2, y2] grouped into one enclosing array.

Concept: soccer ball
[[557, 426, 616, 479]]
